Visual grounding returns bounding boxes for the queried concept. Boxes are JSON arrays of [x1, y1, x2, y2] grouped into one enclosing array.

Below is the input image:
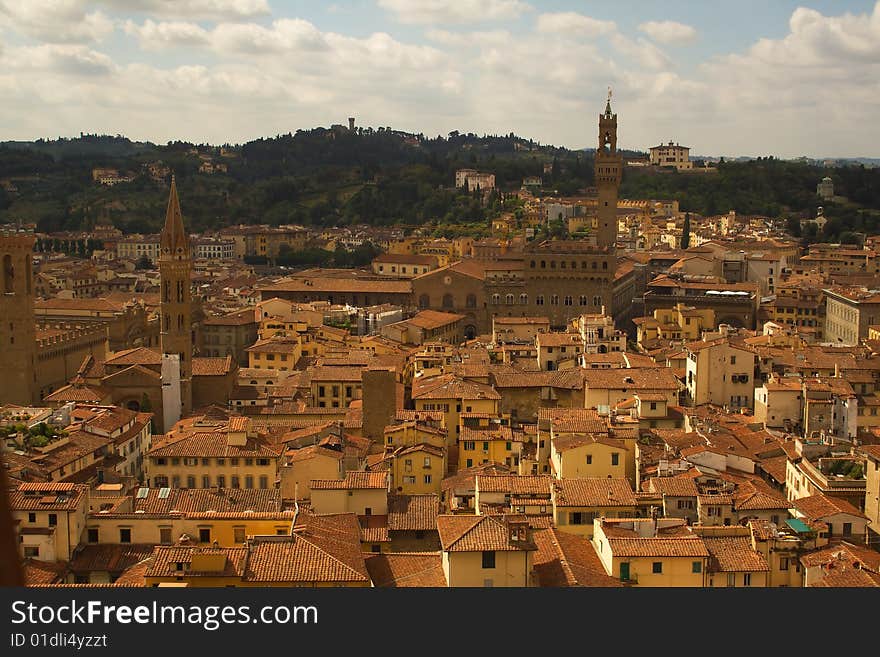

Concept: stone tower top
[[160, 176, 188, 258]]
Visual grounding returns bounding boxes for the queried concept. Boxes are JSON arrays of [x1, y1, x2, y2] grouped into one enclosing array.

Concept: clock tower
[[595, 89, 621, 250]]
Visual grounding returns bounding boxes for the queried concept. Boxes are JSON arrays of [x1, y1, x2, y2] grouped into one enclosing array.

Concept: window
[[780, 557, 789, 571], [550, 295, 559, 305], [259, 476, 268, 490], [231, 476, 240, 489], [743, 573, 751, 586], [48, 514, 57, 527], [216, 475, 226, 488], [234, 527, 246, 543], [611, 453, 619, 466], [364, 507, 372, 516], [424, 475, 432, 484], [586, 454, 593, 465], [120, 528, 131, 543], [87, 528, 99, 543], [620, 563, 630, 581], [570, 512, 583, 525], [843, 522, 853, 536], [160, 527, 172, 545], [187, 476, 196, 488], [692, 561, 702, 574], [730, 356, 736, 365], [202, 475, 210, 488], [482, 551, 496, 569], [24, 547, 39, 558], [28, 513, 35, 523], [536, 295, 544, 306], [652, 562, 663, 574], [245, 475, 254, 489]]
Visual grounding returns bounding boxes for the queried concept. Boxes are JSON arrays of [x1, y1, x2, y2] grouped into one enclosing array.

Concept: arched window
[[564, 296, 573, 306], [442, 293, 454, 308], [581, 261, 587, 269], [506, 294, 514, 305], [418, 294, 430, 309], [550, 295, 559, 305], [550, 261, 556, 269], [593, 296, 602, 307], [536, 295, 544, 306], [178, 314, 184, 330], [162, 281, 170, 303], [602, 261, 608, 269], [540, 261, 546, 269], [579, 295, 588, 306], [530, 261, 536, 269], [466, 293, 477, 308], [491, 294, 500, 305], [592, 261, 597, 269], [560, 261, 567, 269], [520, 294, 528, 305], [177, 280, 184, 303]]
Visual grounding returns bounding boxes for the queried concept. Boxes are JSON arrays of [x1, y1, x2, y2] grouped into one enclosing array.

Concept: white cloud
[[637, 20, 697, 45], [0, 1, 114, 43], [0, 3, 878, 158], [123, 19, 210, 49], [378, 0, 531, 25], [611, 34, 671, 71], [424, 29, 511, 46], [536, 12, 616, 38], [95, 0, 269, 20]]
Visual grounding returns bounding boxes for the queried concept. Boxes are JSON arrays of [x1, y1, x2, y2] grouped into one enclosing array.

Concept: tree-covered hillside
[[0, 130, 878, 242]]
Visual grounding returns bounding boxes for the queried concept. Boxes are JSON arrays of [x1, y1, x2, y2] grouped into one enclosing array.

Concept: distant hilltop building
[[455, 169, 496, 192], [92, 167, 135, 186], [649, 141, 692, 171], [817, 176, 834, 201]]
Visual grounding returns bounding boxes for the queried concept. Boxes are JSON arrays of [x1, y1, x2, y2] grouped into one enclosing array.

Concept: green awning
[[786, 518, 811, 533]]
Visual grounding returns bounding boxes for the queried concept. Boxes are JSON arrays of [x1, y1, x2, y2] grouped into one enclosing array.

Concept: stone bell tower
[[159, 177, 193, 416], [0, 228, 37, 405], [595, 88, 622, 250]]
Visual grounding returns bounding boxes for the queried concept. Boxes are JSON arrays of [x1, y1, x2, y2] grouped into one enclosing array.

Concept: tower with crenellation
[[0, 228, 38, 405]]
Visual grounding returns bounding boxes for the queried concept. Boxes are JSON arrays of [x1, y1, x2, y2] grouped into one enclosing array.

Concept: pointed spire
[[605, 86, 613, 117], [160, 175, 188, 255]]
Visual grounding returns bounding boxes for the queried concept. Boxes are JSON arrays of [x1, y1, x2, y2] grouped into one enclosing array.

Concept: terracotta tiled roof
[[810, 564, 880, 587], [734, 488, 790, 511], [544, 408, 606, 432], [532, 528, 622, 587], [800, 542, 880, 572], [147, 432, 280, 458], [553, 478, 637, 507], [358, 514, 390, 543], [606, 537, 710, 558], [436, 515, 534, 552], [246, 514, 369, 583], [793, 493, 868, 521], [411, 373, 500, 401], [311, 470, 388, 490], [701, 534, 770, 573], [104, 347, 162, 367], [147, 547, 248, 578], [23, 559, 68, 586], [134, 487, 281, 514], [649, 476, 699, 498], [192, 356, 233, 376], [70, 544, 156, 574], [10, 483, 88, 511], [365, 552, 446, 587], [43, 383, 111, 403], [476, 475, 551, 496]]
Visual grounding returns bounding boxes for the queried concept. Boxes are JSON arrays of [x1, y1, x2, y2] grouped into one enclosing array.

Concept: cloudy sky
[[0, 0, 878, 158]]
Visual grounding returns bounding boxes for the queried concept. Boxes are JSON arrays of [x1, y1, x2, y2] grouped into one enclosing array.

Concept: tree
[[135, 255, 153, 269], [681, 212, 691, 249]]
